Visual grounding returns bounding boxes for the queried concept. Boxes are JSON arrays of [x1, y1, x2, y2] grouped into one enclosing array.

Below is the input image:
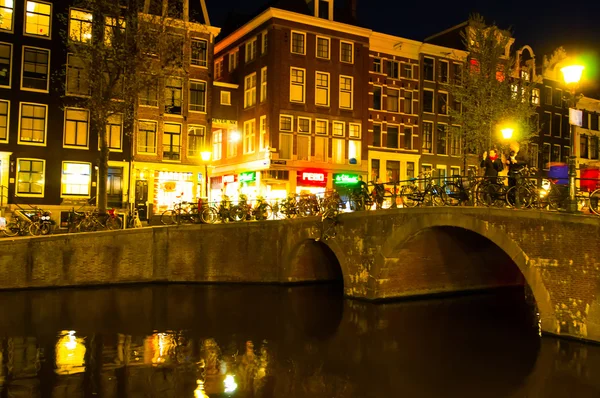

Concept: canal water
[[0, 284, 599, 397]]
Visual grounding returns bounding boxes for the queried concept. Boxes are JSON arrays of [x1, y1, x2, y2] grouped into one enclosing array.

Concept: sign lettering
[[334, 174, 359, 184], [212, 118, 238, 126], [239, 171, 256, 183], [302, 172, 325, 182]]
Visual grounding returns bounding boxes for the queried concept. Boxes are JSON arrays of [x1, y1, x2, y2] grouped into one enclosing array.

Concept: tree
[[447, 14, 538, 164], [63, 0, 185, 212]]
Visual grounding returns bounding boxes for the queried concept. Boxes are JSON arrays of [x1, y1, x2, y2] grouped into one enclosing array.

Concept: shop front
[[333, 173, 361, 211], [296, 170, 328, 196], [154, 171, 195, 212]]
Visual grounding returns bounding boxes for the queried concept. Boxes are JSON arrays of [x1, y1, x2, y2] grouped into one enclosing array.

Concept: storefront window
[[61, 162, 91, 196], [155, 171, 194, 211]]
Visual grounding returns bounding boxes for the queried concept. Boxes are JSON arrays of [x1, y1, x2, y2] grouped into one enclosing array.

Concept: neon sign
[[239, 172, 256, 183], [297, 171, 327, 186], [334, 174, 359, 184], [302, 172, 325, 182]]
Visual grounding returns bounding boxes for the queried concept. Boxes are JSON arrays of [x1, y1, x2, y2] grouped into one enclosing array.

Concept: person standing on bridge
[[481, 149, 503, 177]]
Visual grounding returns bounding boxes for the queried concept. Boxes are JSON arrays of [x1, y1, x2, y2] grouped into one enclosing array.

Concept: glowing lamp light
[[561, 65, 584, 85], [194, 380, 209, 398], [501, 127, 514, 140], [200, 151, 211, 162], [229, 131, 241, 143], [224, 375, 238, 393]]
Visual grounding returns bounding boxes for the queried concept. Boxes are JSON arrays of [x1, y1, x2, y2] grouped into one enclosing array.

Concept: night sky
[[204, 0, 600, 95]]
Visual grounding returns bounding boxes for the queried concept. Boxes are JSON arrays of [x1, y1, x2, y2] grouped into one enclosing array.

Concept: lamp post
[[501, 127, 514, 140], [561, 64, 584, 213], [200, 151, 211, 199]]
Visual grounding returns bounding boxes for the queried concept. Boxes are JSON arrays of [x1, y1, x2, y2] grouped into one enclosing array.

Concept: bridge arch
[[373, 212, 558, 334]]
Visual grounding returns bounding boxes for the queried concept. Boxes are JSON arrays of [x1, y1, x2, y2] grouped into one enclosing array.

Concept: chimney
[[350, 0, 357, 19]]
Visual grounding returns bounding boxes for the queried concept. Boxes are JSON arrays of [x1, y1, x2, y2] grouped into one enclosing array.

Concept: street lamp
[[229, 130, 241, 142], [501, 127, 514, 140], [200, 151, 211, 199], [561, 64, 585, 213]]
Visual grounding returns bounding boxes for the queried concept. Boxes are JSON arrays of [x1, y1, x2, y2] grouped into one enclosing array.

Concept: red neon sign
[[297, 170, 327, 186]]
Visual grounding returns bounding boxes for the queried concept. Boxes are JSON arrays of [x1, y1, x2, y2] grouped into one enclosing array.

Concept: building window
[[542, 111, 551, 135], [291, 31, 305, 55], [424, 57, 434, 81], [386, 126, 398, 149], [313, 119, 328, 137], [315, 136, 328, 162], [24, 1, 51, 37], [563, 146, 570, 163], [290, 68, 305, 103], [349, 123, 361, 139], [563, 115, 570, 138], [439, 60, 449, 83], [386, 160, 400, 183], [530, 88, 540, 105], [279, 133, 292, 159], [423, 90, 434, 113], [298, 117, 311, 134], [17, 159, 45, 196], [437, 124, 447, 155], [220, 90, 231, 106], [315, 71, 329, 106], [332, 121, 344, 137], [407, 162, 415, 179], [163, 123, 181, 161], [542, 143, 551, 168], [188, 125, 205, 157], [552, 144, 561, 163], [373, 86, 382, 110], [403, 91, 413, 114], [260, 66, 267, 103], [0, 42, 12, 87], [189, 80, 207, 112], [590, 136, 599, 159], [438, 92, 448, 114], [259, 115, 267, 150], [529, 143, 539, 168], [340, 41, 353, 63], [422, 121, 433, 154], [580, 135, 589, 159], [61, 162, 91, 197], [69, 9, 92, 42], [191, 39, 208, 67], [228, 49, 238, 71], [243, 119, 255, 154], [139, 79, 158, 107], [552, 114, 561, 137], [373, 58, 381, 73], [349, 140, 361, 164], [0, 100, 8, 142], [403, 126, 413, 149], [164, 77, 182, 115], [450, 126, 460, 156], [333, 138, 345, 164], [227, 130, 238, 158], [104, 16, 126, 47], [137, 120, 157, 153], [387, 60, 399, 79], [66, 54, 88, 96], [19, 103, 47, 145], [21, 47, 49, 92], [401, 62, 412, 79], [297, 135, 310, 161], [261, 31, 268, 54], [544, 86, 552, 106], [213, 130, 222, 160], [316, 36, 330, 59], [372, 124, 381, 147], [591, 114, 599, 131], [553, 89, 562, 108], [339, 75, 353, 109], [244, 72, 257, 108], [106, 114, 122, 150], [245, 37, 257, 63], [214, 59, 223, 80], [280, 115, 293, 131], [371, 158, 380, 181], [64, 108, 89, 148], [582, 111, 589, 129], [387, 88, 399, 112], [452, 63, 462, 85], [0, 0, 14, 31]]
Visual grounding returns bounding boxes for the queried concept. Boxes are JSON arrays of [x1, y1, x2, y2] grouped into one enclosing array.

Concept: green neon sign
[[334, 174, 359, 184], [239, 171, 256, 183]]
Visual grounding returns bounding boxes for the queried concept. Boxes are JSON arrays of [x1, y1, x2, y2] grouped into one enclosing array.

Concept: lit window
[[212, 130, 222, 160], [191, 39, 208, 67], [137, 120, 157, 154], [227, 130, 238, 158], [260, 67, 267, 102], [316, 37, 330, 59], [17, 158, 45, 196], [188, 125, 206, 157], [531, 88, 540, 105], [290, 68, 305, 103], [163, 123, 181, 161], [340, 41, 353, 63], [214, 59, 223, 80], [66, 54, 89, 96], [104, 16, 126, 46], [315, 119, 328, 135], [339, 75, 353, 109], [245, 37, 257, 63], [61, 162, 91, 196], [291, 32, 305, 55], [259, 115, 267, 150], [21, 47, 49, 91], [244, 73, 256, 108], [349, 123, 361, 138], [243, 119, 255, 154], [220, 90, 231, 105], [332, 121, 344, 137], [315, 136, 328, 162], [106, 114, 122, 150], [280, 115, 293, 131], [19, 103, 47, 144], [297, 135, 310, 160], [25, 1, 51, 37], [348, 140, 361, 164], [261, 31, 268, 54], [189, 80, 207, 112], [0, 42, 12, 87], [164, 77, 182, 115], [69, 9, 92, 42], [0, 0, 14, 31], [332, 138, 345, 164], [315, 71, 329, 106], [64, 108, 89, 148], [279, 133, 292, 159], [0, 100, 8, 142]]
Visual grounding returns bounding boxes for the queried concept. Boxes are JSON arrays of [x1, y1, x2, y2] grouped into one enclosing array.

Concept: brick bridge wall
[[0, 207, 599, 342]]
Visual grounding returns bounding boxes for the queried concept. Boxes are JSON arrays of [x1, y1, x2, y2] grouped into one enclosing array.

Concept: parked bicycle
[[400, 173, 444, 207], [161, 201, 200, 225]]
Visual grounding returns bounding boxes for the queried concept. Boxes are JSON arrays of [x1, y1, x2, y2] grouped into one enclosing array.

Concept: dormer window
[[316, 0, 333, 21]]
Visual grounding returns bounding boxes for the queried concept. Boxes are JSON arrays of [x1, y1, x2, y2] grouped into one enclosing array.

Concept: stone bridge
[[0, 207, 599, 343]]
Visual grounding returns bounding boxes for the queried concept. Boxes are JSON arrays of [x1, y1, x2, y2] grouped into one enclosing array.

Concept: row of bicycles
[[0, 208, 55, 237]]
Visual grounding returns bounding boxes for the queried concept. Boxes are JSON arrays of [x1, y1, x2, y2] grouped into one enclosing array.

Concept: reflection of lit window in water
[[149, 332, 176, 365], [194, 379, 209, 398], [224, 374, 238, 393], [55, 330, 86, 375]]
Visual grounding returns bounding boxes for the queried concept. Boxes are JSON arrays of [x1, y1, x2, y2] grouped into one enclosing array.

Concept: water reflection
[[0, 285, 598, 397]]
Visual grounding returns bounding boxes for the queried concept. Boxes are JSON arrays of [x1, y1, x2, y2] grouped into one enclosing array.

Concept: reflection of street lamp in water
[[201, 151, 212, 199]]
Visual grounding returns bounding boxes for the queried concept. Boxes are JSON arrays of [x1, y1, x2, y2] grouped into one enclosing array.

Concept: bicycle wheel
[[201, 207, 218, 224], [476, 184, 494, 207], [106, 216, 122, 230], [547, 190, 562, 210], [506, 186, 534, 208], [441, 183, 462, 206], [29, 221, 42, 236], [426, 186, 444, 206], [2, 219, 21, 237], [161, 210, 176, 225], [400, 186, 418, 208], [589, 189, 600, 215], [230, 205, 246, 222]]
